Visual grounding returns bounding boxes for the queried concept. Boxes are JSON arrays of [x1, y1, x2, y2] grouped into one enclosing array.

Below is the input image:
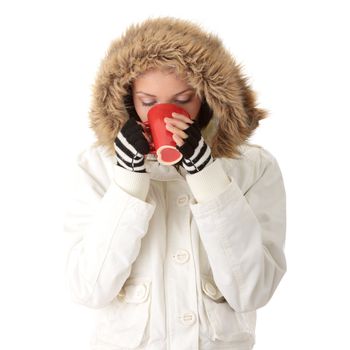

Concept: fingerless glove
[[176, 121, 213, 174], [114, 118, 150, 173]]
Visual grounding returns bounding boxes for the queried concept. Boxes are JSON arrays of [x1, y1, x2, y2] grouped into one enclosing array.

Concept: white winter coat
[[64, 142, 287, 350]]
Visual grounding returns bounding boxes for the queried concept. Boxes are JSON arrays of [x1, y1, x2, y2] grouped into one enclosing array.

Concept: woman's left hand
[[164, 112, 193, 147], [164, 112, 214, 174]]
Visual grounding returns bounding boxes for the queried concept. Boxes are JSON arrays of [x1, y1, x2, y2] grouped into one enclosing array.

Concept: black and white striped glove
[[114, 118, 150, 173], [176, 121, 214, 174]]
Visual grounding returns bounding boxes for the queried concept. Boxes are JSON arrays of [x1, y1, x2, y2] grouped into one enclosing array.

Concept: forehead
[[133, 68, 191, 94]]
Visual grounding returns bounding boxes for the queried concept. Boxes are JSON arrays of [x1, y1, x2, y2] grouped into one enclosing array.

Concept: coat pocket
[[200, 276, 253, 343], [96, 277, 152, 349]]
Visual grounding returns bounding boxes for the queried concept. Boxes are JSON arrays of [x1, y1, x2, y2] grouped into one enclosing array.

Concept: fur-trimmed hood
[[89, 17, 267, 159]]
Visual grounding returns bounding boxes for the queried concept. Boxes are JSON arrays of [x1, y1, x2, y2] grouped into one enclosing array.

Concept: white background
[[0, 0, 349, 349]]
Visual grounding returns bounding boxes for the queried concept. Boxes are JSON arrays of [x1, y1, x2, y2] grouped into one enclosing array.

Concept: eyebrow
[[135, 88, 194, 97]]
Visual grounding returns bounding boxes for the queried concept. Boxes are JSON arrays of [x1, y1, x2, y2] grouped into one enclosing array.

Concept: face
[[132, 68, 202, 122]]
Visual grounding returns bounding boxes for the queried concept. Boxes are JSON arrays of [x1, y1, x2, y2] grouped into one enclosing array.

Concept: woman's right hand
[[114, 118, 150, 173]]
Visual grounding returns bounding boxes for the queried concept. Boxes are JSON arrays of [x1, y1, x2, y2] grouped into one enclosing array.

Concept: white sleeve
[[185, 159, 231, 202], [188, 150, 287, 312], [64, 151, 155, 309]]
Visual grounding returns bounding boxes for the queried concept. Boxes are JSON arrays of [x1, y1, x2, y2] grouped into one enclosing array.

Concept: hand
[[164, 113, 214, 174], [114, 118, 150, 173]]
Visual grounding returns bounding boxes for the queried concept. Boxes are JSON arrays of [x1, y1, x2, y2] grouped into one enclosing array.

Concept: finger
[[137, 121, 147, 131], [165, 123, 188, 139], [142, 131, 152, 144], [164, 117, 190, 130], [138, 121, 153, 137], [137, 121, 152, 137], [171, 112, 194, 125], [172, 133, 184, 147]]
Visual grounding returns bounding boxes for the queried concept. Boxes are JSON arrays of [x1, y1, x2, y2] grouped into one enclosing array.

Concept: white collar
[[144, 154, 187, 181]]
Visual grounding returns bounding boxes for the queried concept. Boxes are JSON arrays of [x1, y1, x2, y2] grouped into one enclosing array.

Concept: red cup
[[143, 103, 191, 165]]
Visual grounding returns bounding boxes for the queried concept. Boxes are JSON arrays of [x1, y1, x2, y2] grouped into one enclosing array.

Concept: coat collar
[[144, 153, 187, 181]]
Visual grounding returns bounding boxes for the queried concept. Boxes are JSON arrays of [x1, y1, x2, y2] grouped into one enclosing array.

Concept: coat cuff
[[113, 165, 150, 201], [185, 159, 231, 203]]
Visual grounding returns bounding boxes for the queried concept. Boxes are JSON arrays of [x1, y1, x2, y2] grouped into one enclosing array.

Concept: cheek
[[134, 102, 149, 122], [188, 99, 202, 120], [132, 94, 148, 121]]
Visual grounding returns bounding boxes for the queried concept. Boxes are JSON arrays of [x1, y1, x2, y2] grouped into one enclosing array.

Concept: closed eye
[[175, 98, 191, 104], [142, 101, 156, 106], [141, 98, 191, 107]]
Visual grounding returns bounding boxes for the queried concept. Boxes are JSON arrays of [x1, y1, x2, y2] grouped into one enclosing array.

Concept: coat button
[[177, 195, 189, 206], [180, 311, 196, 326], [123, 283, 147, 303], [172, 249, 190, 264], [204, 281, 217, 298], [134, 284, 147, 300]]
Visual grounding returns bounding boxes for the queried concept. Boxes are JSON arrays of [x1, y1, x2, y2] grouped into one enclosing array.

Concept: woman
[[64, 17, 287, 350]]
